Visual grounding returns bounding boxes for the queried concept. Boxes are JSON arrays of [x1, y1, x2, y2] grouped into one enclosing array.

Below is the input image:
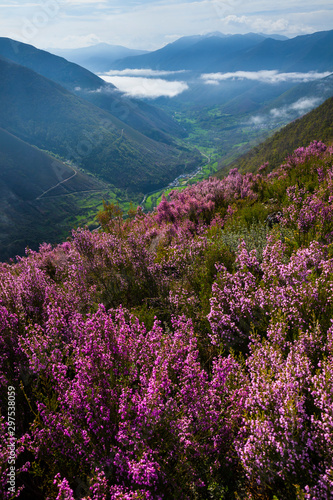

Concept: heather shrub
[[237, 321, 333, 499], [16, 307, 247, 498], [1, 141, 333, 499]]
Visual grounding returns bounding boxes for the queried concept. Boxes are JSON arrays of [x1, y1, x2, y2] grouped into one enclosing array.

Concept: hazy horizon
[[0, 0, 332, 52]]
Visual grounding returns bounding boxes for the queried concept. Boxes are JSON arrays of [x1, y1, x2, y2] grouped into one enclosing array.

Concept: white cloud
[[224, 14, 292, 34], [270, 96, 322, 118], [201, 70, 332, 84], [102, 69, 187, 77], [290, 96, 321, 111], [0, 3, 40, 7], [269, 107, 288, 119], [204, 79, 220, 85], [250, 96, 323, 126], [64, 0, 107, 4], [99, 75, 189, 98], [249, 115, 267, 125]]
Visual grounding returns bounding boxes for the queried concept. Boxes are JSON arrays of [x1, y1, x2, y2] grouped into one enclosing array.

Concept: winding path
[[35, 164, 77, 200]]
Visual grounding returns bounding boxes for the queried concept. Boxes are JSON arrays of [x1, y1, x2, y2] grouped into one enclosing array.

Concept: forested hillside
[[1, 140, 333, 499]]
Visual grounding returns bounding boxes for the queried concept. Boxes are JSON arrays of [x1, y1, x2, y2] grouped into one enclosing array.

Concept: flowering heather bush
[[0, 141, 333, 499]]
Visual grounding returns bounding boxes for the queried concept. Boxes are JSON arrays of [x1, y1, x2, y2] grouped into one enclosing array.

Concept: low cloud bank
[[249, 97, 322, 127], [102, 69, 187, 77], [100, 75, 189, 98], [201, 70, 331, 85], [269, 97, 322, 118]]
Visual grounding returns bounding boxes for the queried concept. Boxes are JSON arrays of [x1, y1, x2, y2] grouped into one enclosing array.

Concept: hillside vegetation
[[1, 140, 333, 499], [217, 95, 333, 176]]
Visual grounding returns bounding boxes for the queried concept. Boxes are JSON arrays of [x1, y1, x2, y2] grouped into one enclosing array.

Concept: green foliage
[[96, 200, 123, 233]]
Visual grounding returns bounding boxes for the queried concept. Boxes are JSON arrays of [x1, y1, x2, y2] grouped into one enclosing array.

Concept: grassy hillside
[[85, 91, 187, 143], [216, 96, 333, 177], [0, 127, 104, 200]]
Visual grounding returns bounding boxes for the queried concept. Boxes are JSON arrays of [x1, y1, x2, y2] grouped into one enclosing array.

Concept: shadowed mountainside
[[0, 56, 200, 193], [0, 37, 186, 142], [0, 127, 112, 260], [111, 30, 333, 73]]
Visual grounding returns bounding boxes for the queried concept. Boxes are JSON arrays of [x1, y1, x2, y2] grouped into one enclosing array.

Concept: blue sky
[[1, 0, 332, 50]]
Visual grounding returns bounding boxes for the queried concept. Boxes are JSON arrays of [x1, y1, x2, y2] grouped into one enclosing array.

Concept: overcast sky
[[1, 0, 332, 50]]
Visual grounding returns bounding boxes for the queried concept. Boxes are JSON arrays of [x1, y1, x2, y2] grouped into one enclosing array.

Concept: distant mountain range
[[0, 37, 186, 142], [0, 38, 201, 259], [233, 30, 333, 72], [1, 30, 333, 259], [50, 43, 149, 73], [112, 33, 271, 72], [107, 30, 333, 112], [111, 30, 333, 73]]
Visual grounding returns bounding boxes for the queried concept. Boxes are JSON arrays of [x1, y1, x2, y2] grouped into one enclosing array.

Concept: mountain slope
[[84, 90, 187, 142], [0, 57, 200, 193], [112, 33, 269, 71], [216, 96, 333, 176], [0, 127, 111, 260], [0, 127, 104, 200], [0, 37, 105, 92], [254, 73, 333, 117], [234, 30, 333, 72], [0, 37, 185, 142]]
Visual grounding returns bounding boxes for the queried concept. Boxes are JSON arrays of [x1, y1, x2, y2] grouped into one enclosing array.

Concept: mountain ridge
[[111, 29, 333, 73], [50, 43, 149, 73]]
